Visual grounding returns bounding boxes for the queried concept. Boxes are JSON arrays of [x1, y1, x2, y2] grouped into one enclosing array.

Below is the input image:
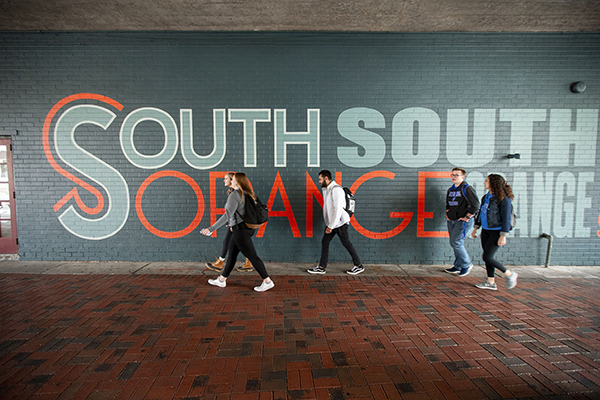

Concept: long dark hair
[[234, 172, 256, 202], [488, 174, 514, 202]]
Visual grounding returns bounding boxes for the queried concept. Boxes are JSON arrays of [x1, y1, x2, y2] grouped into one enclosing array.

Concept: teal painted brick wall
[[1, 32, 599, 265]]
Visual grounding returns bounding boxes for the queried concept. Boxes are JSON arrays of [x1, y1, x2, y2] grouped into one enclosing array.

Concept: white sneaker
[[208, 277, 226, 288], [254, 280, 274, 292], [475, 281, 497, 290], [506, 272, 518, 289]]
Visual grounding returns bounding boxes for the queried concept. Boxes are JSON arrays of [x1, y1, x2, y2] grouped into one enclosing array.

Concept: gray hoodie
[[209, 190, 245, 232]]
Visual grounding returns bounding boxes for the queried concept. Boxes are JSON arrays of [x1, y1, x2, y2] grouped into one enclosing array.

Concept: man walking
[[308, 170, 364, 275], [445, 167, 479, 277]]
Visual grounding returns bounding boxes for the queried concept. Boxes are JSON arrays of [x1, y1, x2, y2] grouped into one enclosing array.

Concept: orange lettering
[[305, 172, 324, 238], [45, 94, 123, 215], [136, 170, 204, 238], [209, 171, 235, 237], [257, 171, 301, 238], [349, 170, 413, 239], [417, 171, 450, 238]]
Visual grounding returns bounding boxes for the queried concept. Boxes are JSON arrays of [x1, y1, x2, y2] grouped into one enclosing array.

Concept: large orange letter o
[[136, 170, 204, 238]]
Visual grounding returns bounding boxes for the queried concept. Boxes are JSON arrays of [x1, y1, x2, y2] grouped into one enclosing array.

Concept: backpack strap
[[448, 182, 468, 197], [461, 182, 469, 198], [334, 184, 348, 204]]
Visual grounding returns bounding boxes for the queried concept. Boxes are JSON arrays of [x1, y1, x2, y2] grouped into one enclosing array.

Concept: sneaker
[[445, 267, 461, 274], [347, 265, 365, 275], [236, 258, 254, 272], [308, 266, 326, 274], [458, 264, 473, 277], [506, 272, 518, 289], [475, 281, 497, 290], [254, 280, 274, 292], [208, 277, 226, 288]]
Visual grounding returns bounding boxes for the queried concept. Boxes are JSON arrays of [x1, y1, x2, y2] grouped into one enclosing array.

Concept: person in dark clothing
[[445, 167, 480, 277], [471, 174, 518, 290], [201, 173, 274, 292]]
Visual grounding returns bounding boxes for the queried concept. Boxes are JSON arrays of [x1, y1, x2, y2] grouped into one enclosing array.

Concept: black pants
[[219, 227, 233, 259], [319, 223, 362, 268], [480, 229, 507, 277], [222, 224, 269, 279]]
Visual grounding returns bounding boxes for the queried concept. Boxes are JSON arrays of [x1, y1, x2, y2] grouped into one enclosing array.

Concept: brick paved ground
[[1, 273, 599, 399]]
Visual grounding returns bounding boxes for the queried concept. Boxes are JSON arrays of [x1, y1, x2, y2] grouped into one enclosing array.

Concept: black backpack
[[337, 186, 355, 217], [239, 193, 269, 229]]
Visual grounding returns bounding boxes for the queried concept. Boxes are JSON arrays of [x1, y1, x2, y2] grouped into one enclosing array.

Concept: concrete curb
[[0, 260, 598, 279]]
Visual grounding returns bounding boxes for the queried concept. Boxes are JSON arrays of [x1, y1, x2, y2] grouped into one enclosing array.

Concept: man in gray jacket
[[307, 170, 364, 275]]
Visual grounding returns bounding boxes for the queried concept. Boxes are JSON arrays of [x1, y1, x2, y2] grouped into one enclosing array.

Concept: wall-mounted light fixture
[[570, 81, 586, 93], [507, 153, 521, 159]]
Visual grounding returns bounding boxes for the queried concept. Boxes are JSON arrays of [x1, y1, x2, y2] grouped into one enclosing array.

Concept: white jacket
[[323, 181, 350, 229]]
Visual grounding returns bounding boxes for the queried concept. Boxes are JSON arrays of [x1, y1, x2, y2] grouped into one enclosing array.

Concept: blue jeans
[[447, 219, 474, 270]]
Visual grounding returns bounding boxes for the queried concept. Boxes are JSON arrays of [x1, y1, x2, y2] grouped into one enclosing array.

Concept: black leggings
[[480, 229, 507, 278], [219, 228, 233, 259], [222, 224, 269, 279]]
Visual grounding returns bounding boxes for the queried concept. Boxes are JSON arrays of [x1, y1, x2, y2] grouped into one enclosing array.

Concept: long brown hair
[[488, 174, 514, 202], [234, 172, 256, 202], [225, 172, 235, 196]]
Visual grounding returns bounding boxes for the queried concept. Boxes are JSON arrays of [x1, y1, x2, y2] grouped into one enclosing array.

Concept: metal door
[[0, 139, 18, 254]]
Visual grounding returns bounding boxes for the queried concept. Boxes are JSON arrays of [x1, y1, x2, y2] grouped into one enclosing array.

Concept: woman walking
[[471, 174, 518, 290], [205, 172, 254, 273], [201, 172, 274, 292]]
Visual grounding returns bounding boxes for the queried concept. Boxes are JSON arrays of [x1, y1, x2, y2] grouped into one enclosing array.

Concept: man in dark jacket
[[445, 167, 480, 276]]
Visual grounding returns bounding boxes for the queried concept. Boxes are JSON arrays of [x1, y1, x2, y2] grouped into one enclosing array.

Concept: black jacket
[[446, 182, 480, 220]]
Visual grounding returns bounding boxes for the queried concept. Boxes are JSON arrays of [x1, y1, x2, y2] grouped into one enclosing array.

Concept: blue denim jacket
[[475, 193, 512, 236]]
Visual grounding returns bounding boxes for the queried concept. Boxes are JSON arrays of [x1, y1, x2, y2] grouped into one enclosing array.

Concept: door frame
[[0, 138, 18, 254]]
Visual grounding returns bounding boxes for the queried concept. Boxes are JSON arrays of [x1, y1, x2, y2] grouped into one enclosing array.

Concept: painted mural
[[1, 32, 599, 264]]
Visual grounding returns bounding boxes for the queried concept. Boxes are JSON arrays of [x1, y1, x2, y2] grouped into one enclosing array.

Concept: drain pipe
[[540, 233, 553, 268]]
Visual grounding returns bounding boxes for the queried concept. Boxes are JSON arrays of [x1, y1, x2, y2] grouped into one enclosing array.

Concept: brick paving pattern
[[1, 273, 599, 399]]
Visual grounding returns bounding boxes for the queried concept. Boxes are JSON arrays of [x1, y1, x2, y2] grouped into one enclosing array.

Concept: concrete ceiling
[[0, 0, 599, 32]]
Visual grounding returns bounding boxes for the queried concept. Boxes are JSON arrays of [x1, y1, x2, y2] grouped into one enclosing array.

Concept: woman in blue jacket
[[471, 174, 518, 290]]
